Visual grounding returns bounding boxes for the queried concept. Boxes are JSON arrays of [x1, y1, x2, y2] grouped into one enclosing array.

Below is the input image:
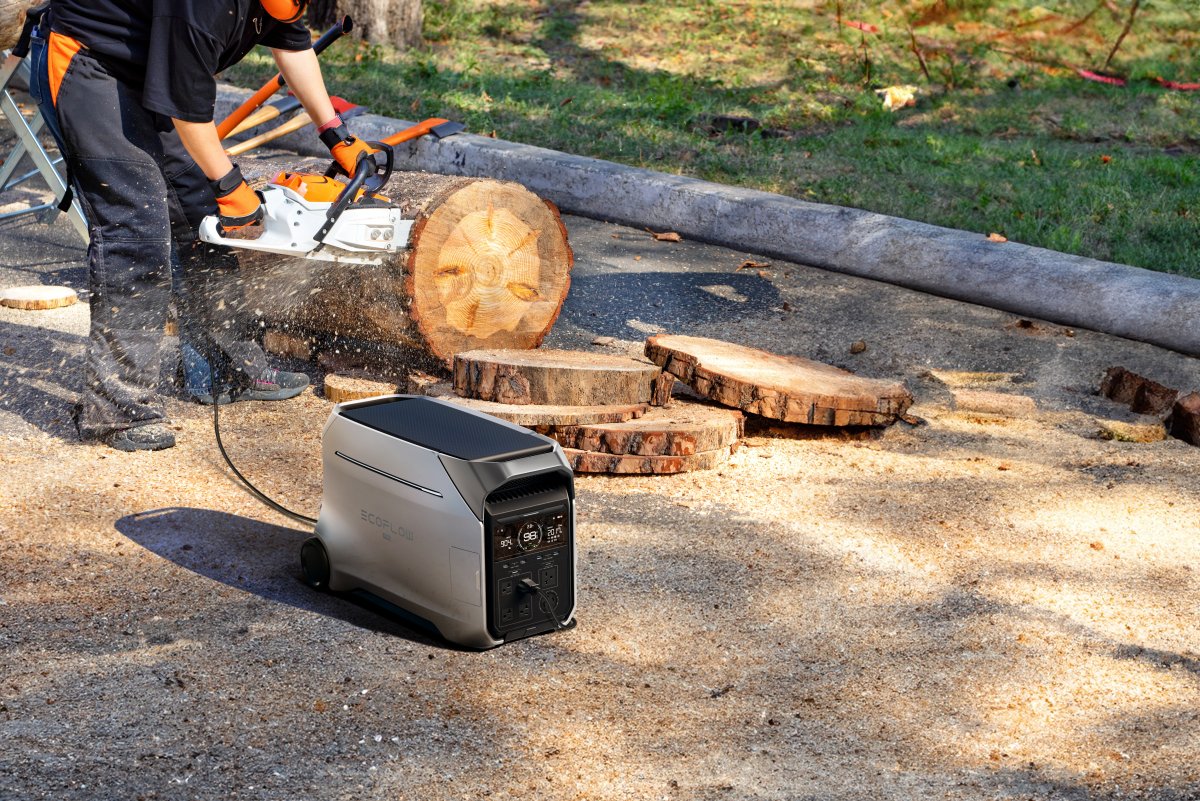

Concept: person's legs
[[32, 36, 175, 448], [159, 132, 309, 403]]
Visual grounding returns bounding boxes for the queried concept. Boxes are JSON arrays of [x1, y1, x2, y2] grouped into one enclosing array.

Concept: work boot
[[101, 423, 176, 452], [182, 342, 309, 404]]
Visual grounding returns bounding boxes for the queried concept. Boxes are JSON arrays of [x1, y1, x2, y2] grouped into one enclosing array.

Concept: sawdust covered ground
[[2, 215, 1200, 800]]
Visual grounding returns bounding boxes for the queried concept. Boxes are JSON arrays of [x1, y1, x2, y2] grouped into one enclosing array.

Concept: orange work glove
[[319, 119, 379, 177], [209, 165, 263, 231]]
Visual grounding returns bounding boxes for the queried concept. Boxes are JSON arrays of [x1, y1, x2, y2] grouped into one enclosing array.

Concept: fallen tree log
[[0, 1, 37, 50], [645, 334, 912, 426], [231, 155, 573, 367]]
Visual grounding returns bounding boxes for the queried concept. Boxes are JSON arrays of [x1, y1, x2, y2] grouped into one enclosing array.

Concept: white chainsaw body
[[198, 183, 414, 265]]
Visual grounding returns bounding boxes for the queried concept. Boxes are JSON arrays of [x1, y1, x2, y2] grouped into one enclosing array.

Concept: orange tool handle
[[381, 118, 451, 147], [217, 76, 284, 140], [215, 16, 352, 140]]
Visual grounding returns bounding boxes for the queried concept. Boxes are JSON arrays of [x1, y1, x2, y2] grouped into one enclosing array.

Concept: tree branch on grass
[[1103, 0, 1141, 72]]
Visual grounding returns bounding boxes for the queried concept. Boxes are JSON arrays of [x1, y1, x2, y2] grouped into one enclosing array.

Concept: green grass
[[225, 0, 1200, 276]]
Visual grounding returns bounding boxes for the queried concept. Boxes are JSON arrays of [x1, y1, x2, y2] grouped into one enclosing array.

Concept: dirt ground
[[2, 205, 1200, 801]]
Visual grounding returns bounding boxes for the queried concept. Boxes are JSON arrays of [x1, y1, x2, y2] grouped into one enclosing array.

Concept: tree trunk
[[233, 155, 573, 369], [0, 1, 37, 50], [308, 0, 422, 49]]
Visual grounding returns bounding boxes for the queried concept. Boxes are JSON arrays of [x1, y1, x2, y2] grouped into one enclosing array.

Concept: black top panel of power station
[[339, 396, 554, 462]]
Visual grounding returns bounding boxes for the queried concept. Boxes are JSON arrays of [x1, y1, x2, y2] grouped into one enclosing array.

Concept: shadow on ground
[[114, 506, 448, 648]]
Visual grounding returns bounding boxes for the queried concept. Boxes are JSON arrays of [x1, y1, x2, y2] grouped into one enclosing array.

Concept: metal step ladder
[[0, 49, 87, 241]]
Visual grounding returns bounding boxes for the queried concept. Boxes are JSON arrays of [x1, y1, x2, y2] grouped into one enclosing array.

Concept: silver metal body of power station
[[311, 395, 577, 649]]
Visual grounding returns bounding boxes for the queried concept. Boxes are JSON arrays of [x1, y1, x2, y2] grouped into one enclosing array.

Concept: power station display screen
[[492, 510, 568, 561]]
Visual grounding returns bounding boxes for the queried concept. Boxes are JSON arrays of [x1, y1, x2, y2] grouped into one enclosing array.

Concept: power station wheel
[[300, 537, 331, 590]]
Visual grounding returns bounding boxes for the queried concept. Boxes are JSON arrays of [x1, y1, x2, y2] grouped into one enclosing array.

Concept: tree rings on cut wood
[[547, 400, 743, 456], [563, 445, 735, 474], [645, 334, 912, 426], [423, 382, 649, 426], [323, 371, 403, 403], [453, 349, 661, 406], [0, 285, 77, 310], [409, 182, 573, 363]]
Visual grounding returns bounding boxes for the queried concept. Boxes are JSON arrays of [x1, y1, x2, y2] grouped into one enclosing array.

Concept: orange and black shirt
[[49, 0, 311, 122]]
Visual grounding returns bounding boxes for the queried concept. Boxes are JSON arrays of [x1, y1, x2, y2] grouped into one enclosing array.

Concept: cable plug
[[518, 577, 540, 595]]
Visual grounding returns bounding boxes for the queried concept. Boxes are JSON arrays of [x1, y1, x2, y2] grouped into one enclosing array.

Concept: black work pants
[[29, 35, 267, 438]]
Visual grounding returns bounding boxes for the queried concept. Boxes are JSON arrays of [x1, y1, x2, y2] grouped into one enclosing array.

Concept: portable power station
[[301, 394, 577, 649]]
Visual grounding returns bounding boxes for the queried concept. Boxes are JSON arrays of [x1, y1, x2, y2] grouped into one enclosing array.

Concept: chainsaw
[[198, 144, 410, 265]]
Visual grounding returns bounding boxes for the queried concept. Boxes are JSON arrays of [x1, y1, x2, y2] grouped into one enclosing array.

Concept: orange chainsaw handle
[[216, 16, 352, 140]]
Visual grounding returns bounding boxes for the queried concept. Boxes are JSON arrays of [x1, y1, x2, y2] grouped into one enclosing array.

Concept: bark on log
[[563, 445, 735, 475], [232, 155, 573, 368], [424, 382, 649, 426], [307, 0, 422, 49], [645, 334, 912, 426], [1167, 392, 1200, 447], [453, 349, 661, 406], [1099, 366, 1179, 418], [0, 1, 37, 51], [545, 400, 743, 457]]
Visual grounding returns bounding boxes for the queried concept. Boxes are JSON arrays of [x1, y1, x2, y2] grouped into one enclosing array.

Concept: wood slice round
[[453, 349, 661, 406], [0, 285, 78, 310], [563, 445, 734, 475], [408, 181, 573, 363], [548, 400, 744, 456], [424, 382, 649, 426], [645, 334, 912, 426], [323, 371, 403, 403]]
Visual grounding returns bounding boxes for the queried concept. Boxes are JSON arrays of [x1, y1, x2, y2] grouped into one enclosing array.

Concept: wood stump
[[563, 445, 735, 475], [453, 349, 661, 406], [423, 382, 649, 426], [544, 400, 744, 457], [645, 334, 912, 426], [232, 155, 573, 368]]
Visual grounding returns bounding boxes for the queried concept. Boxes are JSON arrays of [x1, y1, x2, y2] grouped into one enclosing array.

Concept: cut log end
[[409, 183, 574, 364]]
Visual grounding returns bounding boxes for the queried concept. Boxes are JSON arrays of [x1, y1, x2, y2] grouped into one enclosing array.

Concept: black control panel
[[485, 499, 573, 640]]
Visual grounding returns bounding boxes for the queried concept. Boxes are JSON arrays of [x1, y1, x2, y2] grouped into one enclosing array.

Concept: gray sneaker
[[241, 367, 310, 401], [101, 424, 176, 452]]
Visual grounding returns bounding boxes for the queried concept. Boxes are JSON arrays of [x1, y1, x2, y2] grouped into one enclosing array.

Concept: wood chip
[[647, 229, 682, 242]]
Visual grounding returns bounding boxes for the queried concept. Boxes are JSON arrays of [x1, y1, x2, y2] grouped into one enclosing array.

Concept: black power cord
[[518, 577, 568, 629], [210, 363, 317, 527]]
